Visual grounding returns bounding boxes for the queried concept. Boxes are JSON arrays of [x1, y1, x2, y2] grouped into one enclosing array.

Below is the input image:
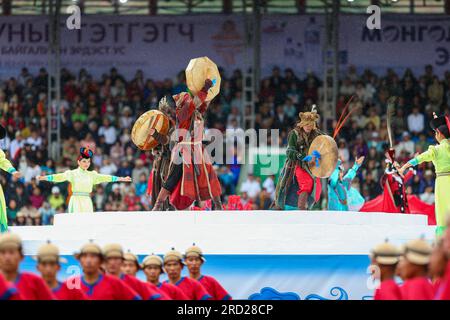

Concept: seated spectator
[[110, 141, 125, 166], [407, 106, 425, 136], [6, 199, 18, 223], [415, 133, 431, 153], [240, 174, 261, 200], [218, 166, 235, 196], [132, 159, 149, 184], [71, 105, 88, 124], [135, 173, 148, 197], [14, 211, 27, 226], [39, 202, 56, 225], [119, 106, 134, 129], [17, 201, 38, 224], [338, 140, 350, 163], [262, 175, 275, 200], [255, 188, 272, 210], [26, 130, 43, 151], [124, 189, 140, 211], [99, 157, 117, 176], [108, 184, 123, 207], [29, 187, 45, 209], [93, 185, 106, 210], [395, 132, 415, 157], [420, 186, 435, 205], [117, 160, 132, 178], [48, 186, 65, 210], [99, 118, 117, 152], [9, 131, 24, 160]]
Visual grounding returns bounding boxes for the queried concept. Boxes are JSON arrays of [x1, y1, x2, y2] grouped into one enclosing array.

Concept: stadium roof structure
[[2, 0, 447, 15]]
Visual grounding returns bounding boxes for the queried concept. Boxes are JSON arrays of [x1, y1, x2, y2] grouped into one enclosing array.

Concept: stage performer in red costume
[[382, 149, 413, 213], [397, 238, 434, 300], [361, 97, 419, 214], [369, 240, 402, 300], [152, 79, 222, 211]]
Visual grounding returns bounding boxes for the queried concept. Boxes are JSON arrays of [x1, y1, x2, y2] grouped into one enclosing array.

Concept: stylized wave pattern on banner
[[248, 287, 301, 300], [249, 287, 373, 300], [304, 287, 349, 300]]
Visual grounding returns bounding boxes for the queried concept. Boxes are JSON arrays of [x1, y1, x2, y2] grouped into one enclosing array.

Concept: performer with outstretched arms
[[328, 157, 365, 211], [37, 147, 132, 213], [273, 106, 330, 210], [399, 113, 450, 236], [0, 125, 21, 232], [146, 97, 176, 211]]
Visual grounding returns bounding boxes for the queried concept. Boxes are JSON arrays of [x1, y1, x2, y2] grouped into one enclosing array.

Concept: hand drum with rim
[[307, 135, 339, 178], [185, 56, 221, 102], [131, 110, 169, 151]]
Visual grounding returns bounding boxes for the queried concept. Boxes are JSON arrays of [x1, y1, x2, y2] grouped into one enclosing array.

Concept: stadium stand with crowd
[[1, 64, 449, 225]]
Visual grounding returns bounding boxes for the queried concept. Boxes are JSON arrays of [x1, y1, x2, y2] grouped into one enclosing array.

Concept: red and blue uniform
[[146, 282, 171, 300], [166, 276, 212, 300], [435, 261, 450, 300], [157, 281, 189, 300], [400, 277, 434, 300], [52, 279, 89, 300], [198, 275, 231, 300], [373, 279, 401, 300], [0, 274, 22, 300], [77, 274, 141, 300], [119, 274, 161, 300], [14, 272, 55, 300]]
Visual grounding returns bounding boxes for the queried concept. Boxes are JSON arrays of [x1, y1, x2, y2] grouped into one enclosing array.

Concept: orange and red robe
[[169, 89, 221, 210]]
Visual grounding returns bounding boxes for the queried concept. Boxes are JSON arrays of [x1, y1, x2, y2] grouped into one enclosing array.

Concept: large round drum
[[132, 110, 170, 151], [307, 135, 338, 178], [185, 56, 221, 102]]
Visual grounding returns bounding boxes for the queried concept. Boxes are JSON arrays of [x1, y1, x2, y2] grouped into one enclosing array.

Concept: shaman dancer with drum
[[148, 57, 223, 211], [273, 106, 337, 210], [145, 97, 176, 210]]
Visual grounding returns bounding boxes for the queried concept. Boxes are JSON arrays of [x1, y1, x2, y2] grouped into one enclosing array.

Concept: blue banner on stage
[[20, 254, 375, 300]]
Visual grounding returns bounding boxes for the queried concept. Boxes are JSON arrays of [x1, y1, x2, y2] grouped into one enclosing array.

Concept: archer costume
[[407, 115, 450, 236], [152, 80, 222, 211], [0, 124, 18, 232], [41, 148, 121, 213], [147, 97, 176, 211], [328, 160, 364, 211], [273, 107, 324, 210], [361, 150, 412, 213]]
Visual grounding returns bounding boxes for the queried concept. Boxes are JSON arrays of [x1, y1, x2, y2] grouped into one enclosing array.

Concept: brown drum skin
[[131, 110, 170, 150]]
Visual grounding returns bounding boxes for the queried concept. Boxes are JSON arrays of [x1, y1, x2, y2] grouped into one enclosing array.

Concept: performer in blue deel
[[328, 157, 365, 211]]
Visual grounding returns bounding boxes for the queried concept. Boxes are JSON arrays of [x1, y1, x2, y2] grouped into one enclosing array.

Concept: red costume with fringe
[[169, 87, 221, 210]]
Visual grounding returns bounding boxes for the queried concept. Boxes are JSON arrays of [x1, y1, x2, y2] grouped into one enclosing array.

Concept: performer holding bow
[[37, 147, 132, 213], [273, 106, 336, 210], [399, 113, 450, 236], [151, 57, 222, 211], [361, 98, 414, 214]]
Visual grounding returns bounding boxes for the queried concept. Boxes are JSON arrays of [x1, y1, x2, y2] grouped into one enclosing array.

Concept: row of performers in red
[[371, 218, 450, 300], [0, 233, 230, 300]]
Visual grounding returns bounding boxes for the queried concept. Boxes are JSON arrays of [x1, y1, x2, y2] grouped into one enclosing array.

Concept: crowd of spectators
[[0, 64, 449, 226]]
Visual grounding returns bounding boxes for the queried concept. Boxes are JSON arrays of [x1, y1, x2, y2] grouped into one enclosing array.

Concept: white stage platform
[[11, 210, 436, 256]]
